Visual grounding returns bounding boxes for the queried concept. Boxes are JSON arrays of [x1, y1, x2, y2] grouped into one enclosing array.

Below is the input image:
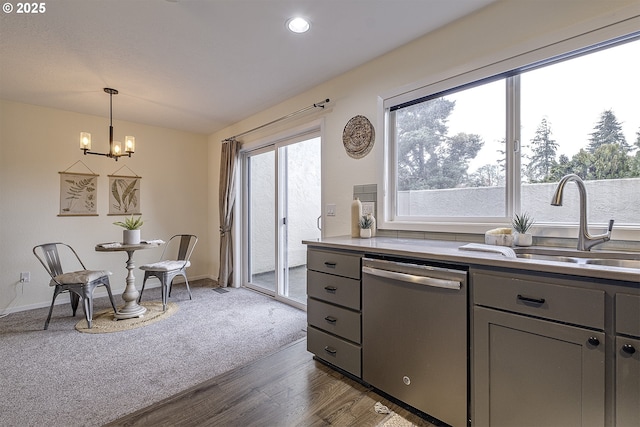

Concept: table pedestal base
[[114, 250, 148, 320], [114, 305, 147, 320]]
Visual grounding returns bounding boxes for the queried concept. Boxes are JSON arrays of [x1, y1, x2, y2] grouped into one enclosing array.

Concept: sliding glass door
[[246, 147, 276, 293], [243, 132, 321, 307]]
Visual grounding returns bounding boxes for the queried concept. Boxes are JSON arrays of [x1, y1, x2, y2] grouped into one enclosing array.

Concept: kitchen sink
[[514, 247, 640, 269], [584, 258, 640, 269], [516, 253, 581, 263]]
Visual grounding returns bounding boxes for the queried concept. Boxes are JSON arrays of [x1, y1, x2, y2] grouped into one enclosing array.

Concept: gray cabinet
[[615, 293, 640, 426], [304, 243, 639, 426], [306, 247, 362, 377], [472, 269, 606, 427]]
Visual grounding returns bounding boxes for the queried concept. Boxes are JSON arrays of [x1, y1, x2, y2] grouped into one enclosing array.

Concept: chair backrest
[[160, 234, 198, 264], [33, 243, 86, 280]]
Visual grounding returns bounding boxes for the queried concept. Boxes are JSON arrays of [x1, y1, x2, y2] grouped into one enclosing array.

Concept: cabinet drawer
[[616, 293, 640, 337], [308, 298, 361, 343], [473, 272, 605, 330], [307, 248, 361, 279], [307, 326, 361, 377], [307, 270, 361, 310]]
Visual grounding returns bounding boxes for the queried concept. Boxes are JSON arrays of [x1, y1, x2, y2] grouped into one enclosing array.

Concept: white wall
[[0, 100, 210, 313], [208, 0, 640, 273]]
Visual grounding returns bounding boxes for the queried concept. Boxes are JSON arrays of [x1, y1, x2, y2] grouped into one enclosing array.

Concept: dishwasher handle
[[363, 265, 461, 290]]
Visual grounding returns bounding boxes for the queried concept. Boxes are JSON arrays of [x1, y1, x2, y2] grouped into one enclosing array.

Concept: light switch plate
[[326, 204, 336, 216]]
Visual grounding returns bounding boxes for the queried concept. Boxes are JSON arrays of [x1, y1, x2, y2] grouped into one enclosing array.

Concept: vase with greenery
[[113, 215, 143, 244], [359, 214, 373, 238], [512, 212, 534, 246]]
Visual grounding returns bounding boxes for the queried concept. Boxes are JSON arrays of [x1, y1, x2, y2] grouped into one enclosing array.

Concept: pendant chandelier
[[80, 88, 135, 161]]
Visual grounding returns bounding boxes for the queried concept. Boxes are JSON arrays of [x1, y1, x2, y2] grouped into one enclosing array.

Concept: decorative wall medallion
[[343, 115, 375, 159]]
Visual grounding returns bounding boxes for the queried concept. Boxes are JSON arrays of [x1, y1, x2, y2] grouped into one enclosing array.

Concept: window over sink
[[382, 29, 640, 238]]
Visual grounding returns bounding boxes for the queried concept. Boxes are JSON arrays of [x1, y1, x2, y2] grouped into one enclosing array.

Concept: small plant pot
[[360, 228, 372, 239], [514, 233, 532, 247], [123, 229, 141, 245]]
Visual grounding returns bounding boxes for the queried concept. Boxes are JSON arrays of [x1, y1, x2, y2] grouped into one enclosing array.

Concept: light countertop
[[303, 236, 640, 284]]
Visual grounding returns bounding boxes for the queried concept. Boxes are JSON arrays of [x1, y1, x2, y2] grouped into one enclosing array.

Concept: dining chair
[[33, 242, 118, 330], [138, 234, 198, 311]]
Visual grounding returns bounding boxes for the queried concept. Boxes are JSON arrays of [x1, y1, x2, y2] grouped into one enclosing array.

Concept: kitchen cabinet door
[[473, 306, 605, 427], [616, 335, 640, 426]]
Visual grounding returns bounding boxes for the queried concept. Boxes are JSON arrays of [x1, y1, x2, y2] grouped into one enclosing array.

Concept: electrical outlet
[[362, 202, 375, 216], [20, 272, 30, 283]]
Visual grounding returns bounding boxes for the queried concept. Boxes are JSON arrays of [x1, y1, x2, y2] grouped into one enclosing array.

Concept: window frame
[[379, 23, 640, 241]]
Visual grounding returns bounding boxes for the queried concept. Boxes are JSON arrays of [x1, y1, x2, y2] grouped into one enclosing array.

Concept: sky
[[445, 38, 640, 173]]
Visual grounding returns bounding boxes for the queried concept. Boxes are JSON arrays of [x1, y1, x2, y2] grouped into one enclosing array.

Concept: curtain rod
[[222, 98, 330, 142]]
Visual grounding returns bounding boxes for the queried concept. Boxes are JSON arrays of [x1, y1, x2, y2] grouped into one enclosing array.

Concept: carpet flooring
[[0, 280, 307, 426]]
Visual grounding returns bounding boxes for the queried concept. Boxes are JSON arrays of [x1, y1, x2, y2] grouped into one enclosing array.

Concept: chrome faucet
[[551, 174, 614, 251]]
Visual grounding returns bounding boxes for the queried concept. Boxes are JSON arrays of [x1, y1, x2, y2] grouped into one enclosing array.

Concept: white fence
[[398, 178, 640, 224]]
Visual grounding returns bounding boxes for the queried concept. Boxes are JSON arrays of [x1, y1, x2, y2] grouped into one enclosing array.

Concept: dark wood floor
[[106, 338, 437, 427]]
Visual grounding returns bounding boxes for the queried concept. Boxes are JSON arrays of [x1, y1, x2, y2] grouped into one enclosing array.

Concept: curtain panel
[[217, 138, 239, 287]]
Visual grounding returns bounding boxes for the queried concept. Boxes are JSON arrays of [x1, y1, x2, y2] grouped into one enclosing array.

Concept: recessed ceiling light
[[287, 17, 310, 34]]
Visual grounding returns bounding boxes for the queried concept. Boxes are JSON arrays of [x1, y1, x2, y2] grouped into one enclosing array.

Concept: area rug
[[377, 412, 418, 427], [75, 301, 177, 333]]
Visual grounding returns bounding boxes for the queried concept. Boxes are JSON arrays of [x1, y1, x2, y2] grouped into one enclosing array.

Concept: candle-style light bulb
[[124, 136, 135, 153], [80, 132, 91, 150]]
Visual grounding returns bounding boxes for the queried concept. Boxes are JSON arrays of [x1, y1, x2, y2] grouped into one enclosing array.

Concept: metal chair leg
[[70, 291, 80, 316], [161, 274, 168, 311], [44, 288, 62, 330], [137, 273, 149, 303], [105, 283, 118, 313], [82, 287, 94, 329], [183, 273, 193, 300]]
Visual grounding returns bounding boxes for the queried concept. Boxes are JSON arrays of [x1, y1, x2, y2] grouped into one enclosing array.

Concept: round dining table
[[95, 242, 161, 319]]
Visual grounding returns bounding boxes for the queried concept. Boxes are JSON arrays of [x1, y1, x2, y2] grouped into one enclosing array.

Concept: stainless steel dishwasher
[[362, 257, 468, 427]]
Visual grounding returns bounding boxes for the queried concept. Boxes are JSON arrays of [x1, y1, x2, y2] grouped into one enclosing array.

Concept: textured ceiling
[[0, 0, 495, 134]]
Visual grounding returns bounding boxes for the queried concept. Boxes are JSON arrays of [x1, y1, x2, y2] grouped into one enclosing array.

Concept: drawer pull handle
[[324, 262, 337, 268], [324, 286, 337, 293], [588, 337, 600, 347], [324, 316, 337, 324], [324, 346, 337, 355], [517, 294, 545, 305], [622, 344, 636, 355]]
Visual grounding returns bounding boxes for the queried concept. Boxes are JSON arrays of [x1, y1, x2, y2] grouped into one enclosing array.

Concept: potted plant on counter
[[512, 212, 535, 246], [359, 214, 374, 238], [113, 215, 143, 245]]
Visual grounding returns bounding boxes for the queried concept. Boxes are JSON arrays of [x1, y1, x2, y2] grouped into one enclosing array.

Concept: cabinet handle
[[324, 286, 337, 293], [517, 294, 546, 305], [622, 344, 636, 355], [588, 337, 600, 347], [324, 262, 337, 268], [324, 316, 337, 324], [324, 346, 337, 355]]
